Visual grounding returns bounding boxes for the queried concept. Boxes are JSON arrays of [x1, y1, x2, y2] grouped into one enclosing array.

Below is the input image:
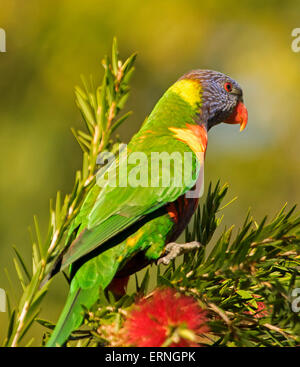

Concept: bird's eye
[[224, 82, 233, 93]]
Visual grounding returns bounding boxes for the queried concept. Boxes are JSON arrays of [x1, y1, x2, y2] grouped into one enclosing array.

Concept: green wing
[[60, 133, 201, 270], [46, 86, 205, 347]]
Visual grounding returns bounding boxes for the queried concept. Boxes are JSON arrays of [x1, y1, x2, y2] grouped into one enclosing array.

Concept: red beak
[[224, 101, 248, 131]]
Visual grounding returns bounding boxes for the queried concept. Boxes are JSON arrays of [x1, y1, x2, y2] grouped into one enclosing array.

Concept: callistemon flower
[[244, 294, 269, 319], [123, 288, 209, 347]]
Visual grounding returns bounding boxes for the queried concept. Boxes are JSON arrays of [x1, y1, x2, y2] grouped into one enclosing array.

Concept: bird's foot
[[157, 241, 202, 265]]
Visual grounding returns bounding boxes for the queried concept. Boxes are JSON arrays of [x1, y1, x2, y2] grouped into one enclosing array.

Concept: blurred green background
[[1, 0, 300, 345]]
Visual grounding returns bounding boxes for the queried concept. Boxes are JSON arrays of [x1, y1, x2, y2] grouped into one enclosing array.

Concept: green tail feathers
[[46, 243, 123, 347], [46, 286, 99, 347]]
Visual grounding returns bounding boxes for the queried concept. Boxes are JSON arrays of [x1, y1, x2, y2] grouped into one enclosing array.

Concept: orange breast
[[168, 123, 207, 162]]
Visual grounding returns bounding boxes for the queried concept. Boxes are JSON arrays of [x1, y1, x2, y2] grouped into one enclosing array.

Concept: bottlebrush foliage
[[3, 40, 300, 347], [66, 182, 300, 347]]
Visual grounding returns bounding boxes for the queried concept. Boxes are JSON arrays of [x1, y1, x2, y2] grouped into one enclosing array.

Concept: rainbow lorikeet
[[46, 69, 248, 347]]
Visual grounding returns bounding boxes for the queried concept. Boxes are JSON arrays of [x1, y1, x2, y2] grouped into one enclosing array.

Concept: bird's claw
[[157, 241, 202, 265]]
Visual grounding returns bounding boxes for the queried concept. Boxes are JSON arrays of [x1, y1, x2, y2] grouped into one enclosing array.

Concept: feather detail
[[168, 79, 202, 108], [168, 123, 207, 162]]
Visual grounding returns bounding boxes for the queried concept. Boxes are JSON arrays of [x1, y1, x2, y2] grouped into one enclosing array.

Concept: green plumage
[[46, 82, 203, 347]]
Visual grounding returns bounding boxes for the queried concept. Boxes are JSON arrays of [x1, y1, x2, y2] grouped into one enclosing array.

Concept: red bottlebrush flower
[[244, 294, 269, 319], [123, 288, 209, 347]]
